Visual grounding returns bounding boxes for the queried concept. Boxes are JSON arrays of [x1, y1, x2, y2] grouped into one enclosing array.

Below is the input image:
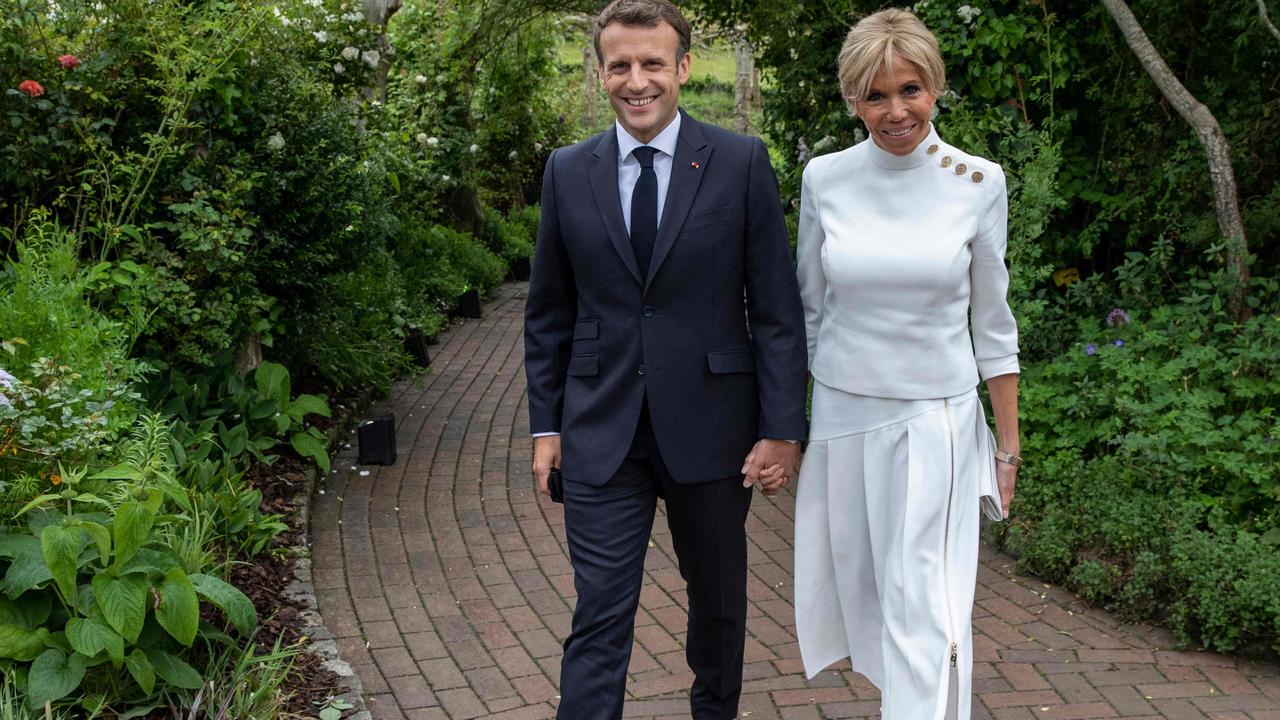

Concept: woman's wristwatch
[[994, 449, 1022, 467]]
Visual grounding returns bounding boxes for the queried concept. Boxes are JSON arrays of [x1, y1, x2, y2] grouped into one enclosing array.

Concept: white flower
[[441, 174, 451, 182], [416, 133, 430, 146], [469, 143, 479, 154], [343, 11, 363, 22], [333, 62, 346, 75], [341, 46, 359, 61], [957, 5, 982, 24], [426, 136, 439, 148], [267, 132, 286, 151], [534, 142, 544, 152], [414, 74, 428, 85], [508, 150, 518, 160], [313, 30, 329, 43], [361, 49, 380, 68], [305, 0, 323, 6]]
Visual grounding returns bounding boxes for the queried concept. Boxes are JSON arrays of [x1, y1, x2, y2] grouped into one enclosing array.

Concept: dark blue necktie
[[630, 146, 658, 278]]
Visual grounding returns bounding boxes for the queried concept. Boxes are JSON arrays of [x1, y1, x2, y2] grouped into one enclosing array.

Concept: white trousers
[[795, 388, 988, 720]]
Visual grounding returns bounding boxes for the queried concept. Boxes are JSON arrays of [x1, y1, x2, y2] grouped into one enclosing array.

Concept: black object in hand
[[548, 467, 564, 503]]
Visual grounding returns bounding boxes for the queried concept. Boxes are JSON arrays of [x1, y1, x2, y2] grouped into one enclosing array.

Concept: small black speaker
[[511, 256, 531, 281], [457, 288, 482, 318], [357, 415, 396, 466], [404, 327, 431, 368]]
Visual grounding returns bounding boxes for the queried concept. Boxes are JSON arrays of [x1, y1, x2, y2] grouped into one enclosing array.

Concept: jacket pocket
[[679, 205, 733, 234], [573, 318, 599, 340], [706, 350, 755, 374], [567, 354, 599, 377]]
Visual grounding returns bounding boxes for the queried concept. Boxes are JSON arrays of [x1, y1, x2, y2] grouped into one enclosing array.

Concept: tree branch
[[1099, 0, 1251, 320], [1259, 0, 1280, 44]]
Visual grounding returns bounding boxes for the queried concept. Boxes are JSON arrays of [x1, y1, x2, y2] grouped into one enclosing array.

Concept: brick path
[[311, 283, 1280, 719]]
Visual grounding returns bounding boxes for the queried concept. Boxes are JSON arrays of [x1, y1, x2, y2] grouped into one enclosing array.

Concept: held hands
[[742, 439, 802, 497], [532, 435, 561, 498]]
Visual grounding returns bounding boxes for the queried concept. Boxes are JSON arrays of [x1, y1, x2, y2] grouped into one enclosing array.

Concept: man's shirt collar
[[616, 111, 681, 162]]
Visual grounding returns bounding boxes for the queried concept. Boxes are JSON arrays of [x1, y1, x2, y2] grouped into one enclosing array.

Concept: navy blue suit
[[524, 111, 807, 719]]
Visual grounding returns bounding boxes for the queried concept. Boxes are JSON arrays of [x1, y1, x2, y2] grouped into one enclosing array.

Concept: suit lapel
[[646, 111, 712, 289], [587, 131, 643, 286]]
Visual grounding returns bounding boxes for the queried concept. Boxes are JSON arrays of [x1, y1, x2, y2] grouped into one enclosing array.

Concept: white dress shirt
[[796, 124, 1019, 400], [616, 112, 681, 233]]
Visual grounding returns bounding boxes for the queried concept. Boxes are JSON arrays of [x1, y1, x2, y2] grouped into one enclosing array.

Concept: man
[[523, 1, 807, 717]]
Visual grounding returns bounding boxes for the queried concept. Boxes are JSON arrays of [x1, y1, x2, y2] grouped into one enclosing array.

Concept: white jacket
[[796, 124, 1019, 399]]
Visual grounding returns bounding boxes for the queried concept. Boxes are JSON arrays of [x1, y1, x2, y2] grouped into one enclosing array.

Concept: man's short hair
[[837, 8, 947, 117], [593, 0, 692, 65]]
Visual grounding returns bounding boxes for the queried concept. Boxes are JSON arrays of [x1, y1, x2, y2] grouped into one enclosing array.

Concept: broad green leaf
[[66, 617, 124, 666], [77, 521, 111, 566], [1, 535, 52, 599], [26, 648, 86, 709], [387, 170, 401, 194], [117, 704, 163, 719], [15, 494, 62, 517], [290, 430, 330, 472], [0, 623, 49, 661], [155, 568, 198, 646], [320, 707, 341, 720], [144, 648, 202, 689], [40, 524, 82, 602], [286, 393, 330, 419], [0, 591, 50, 628], [190, 574, 256, 635], [124, 649, 155, 695], [220, 422, 248, 458], [254, 361, 290, 406], [89, 463, 144, 482], [112, 502, 154, 570], [92, 572, 147, 643]]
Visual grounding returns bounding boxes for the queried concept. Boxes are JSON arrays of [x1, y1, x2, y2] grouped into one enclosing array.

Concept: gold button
[[955, 163, 967, 175], [941, 156, 952, 168], [927, 144, 939, 155], [971, 171, 984, 183]]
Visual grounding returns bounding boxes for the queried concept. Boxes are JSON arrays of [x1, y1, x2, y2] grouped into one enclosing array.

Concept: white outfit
[[793, 125, 1018, 720]]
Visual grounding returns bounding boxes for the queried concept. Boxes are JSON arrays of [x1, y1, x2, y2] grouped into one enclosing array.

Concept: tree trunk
[[733, 32, 753, 134], [1100, 0, 1250, 320], [583, 45, 598, 130], [1259, 0, 1280, 44]]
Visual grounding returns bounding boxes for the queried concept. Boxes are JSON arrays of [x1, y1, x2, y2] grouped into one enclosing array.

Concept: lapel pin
[[690, 161, 701, 169]]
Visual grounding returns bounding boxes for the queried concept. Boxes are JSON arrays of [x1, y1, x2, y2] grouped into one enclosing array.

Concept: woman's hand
[[996, 459, 1018, 518]]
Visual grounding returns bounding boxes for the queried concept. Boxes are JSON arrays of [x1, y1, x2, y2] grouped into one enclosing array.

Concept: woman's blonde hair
[[836, 8, 946, 116]]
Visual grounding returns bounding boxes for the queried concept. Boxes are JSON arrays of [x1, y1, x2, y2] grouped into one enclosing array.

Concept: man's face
[[598, 21, 689, 144]]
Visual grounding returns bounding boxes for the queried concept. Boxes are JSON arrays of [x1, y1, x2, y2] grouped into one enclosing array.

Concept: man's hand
[[741, 439, 802, 497], [533, 435, 562, 498]]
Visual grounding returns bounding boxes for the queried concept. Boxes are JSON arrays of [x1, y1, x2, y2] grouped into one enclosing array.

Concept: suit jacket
[[524, 110, 807, 485]]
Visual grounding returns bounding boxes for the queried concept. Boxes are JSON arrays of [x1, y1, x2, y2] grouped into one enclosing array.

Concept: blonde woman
[[792, 8, 1021, 719]]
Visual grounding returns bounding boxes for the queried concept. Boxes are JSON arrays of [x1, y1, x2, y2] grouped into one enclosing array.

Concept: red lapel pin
[[690, 161, 701, 169]]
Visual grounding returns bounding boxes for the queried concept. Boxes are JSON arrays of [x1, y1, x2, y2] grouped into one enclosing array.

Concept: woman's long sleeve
[[796, 164, 827, 372], [968, 167, 1020, 380]]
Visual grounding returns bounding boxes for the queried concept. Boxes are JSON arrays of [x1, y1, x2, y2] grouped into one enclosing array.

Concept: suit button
[[642, 306, 655, 317], [636, 363, 647, 375]]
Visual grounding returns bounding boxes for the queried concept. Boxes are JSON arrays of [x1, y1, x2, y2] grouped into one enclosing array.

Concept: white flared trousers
[[795, 389, 988, 720]]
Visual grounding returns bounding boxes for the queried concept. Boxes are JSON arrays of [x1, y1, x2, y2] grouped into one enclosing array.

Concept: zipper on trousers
[[941, 398, 959, 669]]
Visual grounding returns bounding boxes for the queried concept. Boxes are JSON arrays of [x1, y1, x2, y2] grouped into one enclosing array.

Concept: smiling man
[[522, 1, 808, 718]]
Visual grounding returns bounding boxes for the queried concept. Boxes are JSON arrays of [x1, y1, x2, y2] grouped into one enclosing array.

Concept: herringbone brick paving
[[311, 283, 1280, 719]]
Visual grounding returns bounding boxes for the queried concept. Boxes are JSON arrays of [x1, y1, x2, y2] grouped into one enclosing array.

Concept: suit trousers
[[558, 404, 753, 720]]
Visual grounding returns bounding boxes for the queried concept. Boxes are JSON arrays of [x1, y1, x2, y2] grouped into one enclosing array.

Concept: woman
[[792, 8, 1021, 720]]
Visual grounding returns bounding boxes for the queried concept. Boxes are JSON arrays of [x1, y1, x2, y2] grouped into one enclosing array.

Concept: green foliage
[[0, 416, 258, 711], [483, 207, 535, 265]]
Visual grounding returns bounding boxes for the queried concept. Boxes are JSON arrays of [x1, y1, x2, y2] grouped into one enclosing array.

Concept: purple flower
[[1085, 343, 1097, 356], [0, 392, 8, 407], [0, 368, 14, 390], [1106, 308, 1130, 327], [1113, 339, 1125, 347]]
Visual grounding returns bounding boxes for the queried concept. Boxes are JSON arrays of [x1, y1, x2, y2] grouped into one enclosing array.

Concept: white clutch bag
[[977, 421, 1006, 522]]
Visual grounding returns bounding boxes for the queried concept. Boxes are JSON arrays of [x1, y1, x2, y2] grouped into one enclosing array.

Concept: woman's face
[[854, 59, 936, 156]]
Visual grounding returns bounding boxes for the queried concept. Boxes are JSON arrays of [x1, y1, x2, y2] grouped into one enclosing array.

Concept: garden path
[[311, 283, 1280, 720]]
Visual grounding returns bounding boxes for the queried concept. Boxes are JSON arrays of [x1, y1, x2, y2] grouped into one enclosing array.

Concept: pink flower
[[58, 54, 79, 69], [18, 80, 45, 97]]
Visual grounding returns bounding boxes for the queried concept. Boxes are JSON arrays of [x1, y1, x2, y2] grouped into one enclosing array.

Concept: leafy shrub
[[482, 207, 535, 265], [991, 294, 1280, 653], [0, 416, 257, 713]]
